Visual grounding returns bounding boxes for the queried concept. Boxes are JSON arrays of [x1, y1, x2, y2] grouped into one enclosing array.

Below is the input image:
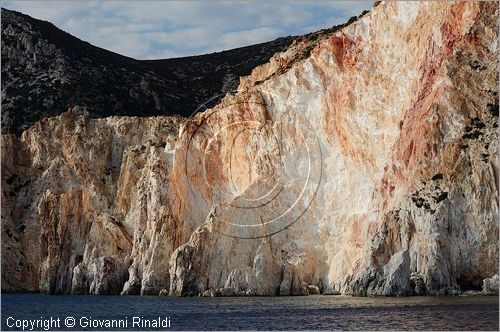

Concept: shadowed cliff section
[[1, 8, 294, 136]]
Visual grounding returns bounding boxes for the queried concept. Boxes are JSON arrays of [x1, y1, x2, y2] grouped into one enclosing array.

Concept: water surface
[[2, 294, 498, 330]]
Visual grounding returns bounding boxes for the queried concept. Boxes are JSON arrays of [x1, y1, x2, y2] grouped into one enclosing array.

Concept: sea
[[1, 294, 498, 331]]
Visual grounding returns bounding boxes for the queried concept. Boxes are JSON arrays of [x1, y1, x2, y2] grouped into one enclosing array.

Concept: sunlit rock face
[[2, 1, 498, 296]]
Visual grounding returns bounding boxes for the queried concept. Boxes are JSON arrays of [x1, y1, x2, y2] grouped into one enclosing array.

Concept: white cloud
[[3, 1, 373, 59], [216, 27, 285, 51], [145, 28, 217, 49], [3, 1, 96, 23]]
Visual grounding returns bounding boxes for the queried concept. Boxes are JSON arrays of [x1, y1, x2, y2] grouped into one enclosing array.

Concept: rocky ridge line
[[1, 7, 294, 135]]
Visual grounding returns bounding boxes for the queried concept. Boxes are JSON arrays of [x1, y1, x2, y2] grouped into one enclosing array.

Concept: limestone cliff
[[1, 1, 498, 296]]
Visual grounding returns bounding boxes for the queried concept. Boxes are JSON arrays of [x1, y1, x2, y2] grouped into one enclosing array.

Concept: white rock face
[[482, 275, 499, 295], [1, 1, 498, 296], [382, 250, 411, 296]]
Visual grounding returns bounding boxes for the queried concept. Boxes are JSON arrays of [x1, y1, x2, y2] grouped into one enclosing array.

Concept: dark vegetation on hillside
[[1, 8, 294, 135]]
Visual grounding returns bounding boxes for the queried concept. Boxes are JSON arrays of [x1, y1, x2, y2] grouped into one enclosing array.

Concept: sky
[[3, 1, 373, 60]]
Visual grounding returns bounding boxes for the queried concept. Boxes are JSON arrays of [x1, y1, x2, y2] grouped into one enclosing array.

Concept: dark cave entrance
[[456, 275, 483, 291]]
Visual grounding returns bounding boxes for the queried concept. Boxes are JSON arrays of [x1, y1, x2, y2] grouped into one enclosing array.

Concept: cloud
[[216, 27, 286, 51], [3, 1, 373, 59], [145, 28, 217, 50]]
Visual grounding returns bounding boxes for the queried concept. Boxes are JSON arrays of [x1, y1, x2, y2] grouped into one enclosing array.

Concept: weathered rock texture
[[482, 274, 499, 295], [2, 1, 498, 296]]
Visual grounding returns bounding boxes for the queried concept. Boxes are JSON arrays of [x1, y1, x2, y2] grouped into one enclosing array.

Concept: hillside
[[1, 8, 294, 135]]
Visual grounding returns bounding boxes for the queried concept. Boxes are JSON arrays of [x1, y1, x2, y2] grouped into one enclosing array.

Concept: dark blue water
[[1, 294, 498, 330]]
